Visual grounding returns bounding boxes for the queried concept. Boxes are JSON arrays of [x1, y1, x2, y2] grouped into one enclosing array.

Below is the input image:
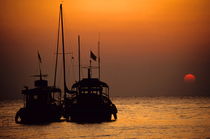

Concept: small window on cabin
[[33, 95, 38, 100]]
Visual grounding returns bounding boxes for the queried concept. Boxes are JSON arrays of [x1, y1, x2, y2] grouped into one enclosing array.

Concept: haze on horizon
[[0, 0, 210, 99]]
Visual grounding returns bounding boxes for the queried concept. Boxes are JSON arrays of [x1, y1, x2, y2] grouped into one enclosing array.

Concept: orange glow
[[1, 0, 209, 97], [184, 74, 196, 83], [2, 0, 209, 57]]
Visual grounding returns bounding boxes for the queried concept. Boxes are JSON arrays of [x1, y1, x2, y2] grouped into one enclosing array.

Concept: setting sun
[[184, 73, 196, 83]]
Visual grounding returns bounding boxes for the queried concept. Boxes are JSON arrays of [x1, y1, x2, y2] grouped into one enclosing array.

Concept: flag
[[37, 51, 42, 63], [90, 51, 97, 61]]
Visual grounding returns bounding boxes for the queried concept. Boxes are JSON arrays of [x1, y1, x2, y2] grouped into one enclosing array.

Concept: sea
[[0, 97, 210, 139]]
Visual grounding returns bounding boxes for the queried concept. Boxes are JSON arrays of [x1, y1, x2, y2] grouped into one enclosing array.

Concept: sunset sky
[[0, 0, 210, 99]]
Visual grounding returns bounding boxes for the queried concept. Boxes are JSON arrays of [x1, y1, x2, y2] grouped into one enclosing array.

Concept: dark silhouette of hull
[[15, 77, 62, 124], [69, 103, 115, 122], [64, 78, 118, 122], [70, 106, 112, 122], [15, 105, 62, 124]]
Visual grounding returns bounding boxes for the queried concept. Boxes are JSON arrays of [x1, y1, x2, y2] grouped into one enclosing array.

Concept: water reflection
[[0, 97, 210, 139]]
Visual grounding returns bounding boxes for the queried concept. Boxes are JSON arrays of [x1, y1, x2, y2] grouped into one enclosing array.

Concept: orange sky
[[0, 0, 210, 99]]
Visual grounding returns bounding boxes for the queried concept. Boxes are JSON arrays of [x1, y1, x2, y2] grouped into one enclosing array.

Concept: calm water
[[0, 97, 210, 139]]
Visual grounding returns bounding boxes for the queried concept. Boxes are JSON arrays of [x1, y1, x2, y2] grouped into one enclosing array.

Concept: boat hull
[[15, 105, 62, 124], [64, 93, 117, 122], [68, 104, 113, 122]]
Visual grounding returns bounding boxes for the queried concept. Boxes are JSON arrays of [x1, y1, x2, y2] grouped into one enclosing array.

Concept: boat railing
[[102, 92, 109, 97]]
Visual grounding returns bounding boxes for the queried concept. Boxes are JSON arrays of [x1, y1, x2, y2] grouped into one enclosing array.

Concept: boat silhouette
[[54, 4, 118, 122], [64, 71, 118, 122], [15, 53, 62, 124], [15, 3, 117, 124]]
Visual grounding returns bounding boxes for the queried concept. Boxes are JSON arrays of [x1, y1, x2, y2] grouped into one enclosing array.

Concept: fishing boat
[[64, 68, 118, 122], [15, 53, 62, 124], [53, 4, 117, 122]]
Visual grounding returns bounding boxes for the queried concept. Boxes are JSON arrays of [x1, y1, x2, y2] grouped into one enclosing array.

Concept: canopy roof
[[72, 78, 109, 88], [22, 86, 61, 95]]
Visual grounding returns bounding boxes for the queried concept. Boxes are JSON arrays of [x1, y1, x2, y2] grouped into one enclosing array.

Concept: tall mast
[[60, 4, 67, 99], [53, 8, 61, 87], [78, 35, 81, 81], [98, 33, 101, 79]]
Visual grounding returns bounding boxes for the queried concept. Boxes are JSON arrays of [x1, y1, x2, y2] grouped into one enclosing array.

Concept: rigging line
[[81, 66, 84, 79], [66, 52, 71, 85], [71, 54, 76, 83], [57, 59, 63, 100]]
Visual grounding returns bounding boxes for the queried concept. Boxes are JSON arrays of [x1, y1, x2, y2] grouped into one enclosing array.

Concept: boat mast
[[53, 8, 61, 87], [60, 4, 67, 99], [78, 35, 81, 81], [98, 33, 101, 80]]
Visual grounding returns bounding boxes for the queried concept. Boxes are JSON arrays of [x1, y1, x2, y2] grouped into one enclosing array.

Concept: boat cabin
[[22, 79, 61, 109], [71, 78, 109, 97]]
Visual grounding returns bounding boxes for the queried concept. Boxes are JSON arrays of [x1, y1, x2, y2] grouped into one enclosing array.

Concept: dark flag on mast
[[90, 51, 97, 61], [37, 51, 42, 63]]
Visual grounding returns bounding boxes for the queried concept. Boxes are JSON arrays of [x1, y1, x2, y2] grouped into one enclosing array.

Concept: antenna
[[37, 51, 43, 80], [89, 57, 92, 78], [78, 35, 81, 81], [98, 33, 101, 80]]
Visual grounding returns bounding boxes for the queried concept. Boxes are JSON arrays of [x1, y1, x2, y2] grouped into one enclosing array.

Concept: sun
[[184, 73, 196, 83]]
